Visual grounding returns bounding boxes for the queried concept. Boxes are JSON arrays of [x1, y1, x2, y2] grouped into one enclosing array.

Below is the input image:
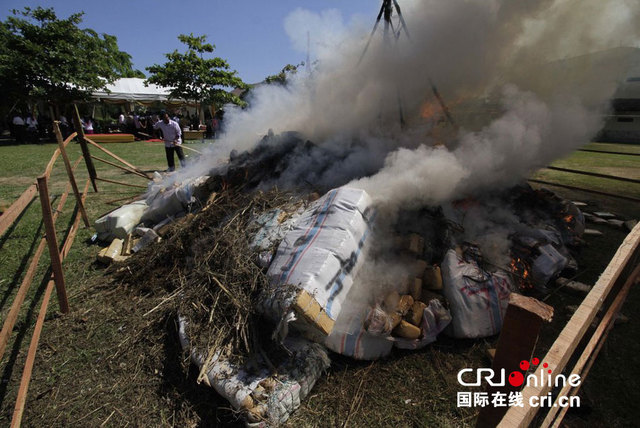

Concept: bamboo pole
[[95, 177, 148, 189], [10, 180, 88, 427], [73, 105, 98, 192], [53, 122, 90, 227], [36, 176, 69, 314], [90, 154, 150, 179], [84, 137, 152, 179]]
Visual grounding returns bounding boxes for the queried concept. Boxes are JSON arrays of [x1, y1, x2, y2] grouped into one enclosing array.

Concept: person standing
[[12, 113, 26, 144], [26, 113, 39, 143], [153, 112, 185, 172]]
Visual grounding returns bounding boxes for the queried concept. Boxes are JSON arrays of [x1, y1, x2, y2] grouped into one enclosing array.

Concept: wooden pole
[[10, 179, 89, 427], [527, 179, 640, 203], [90, 154, 150, 179], [0, 176, 74, 362], [72, 104, 99, 192], [84, 137, 152, 179], [476, 294, 553, 428], [0, 184, 37, 237], [95, 177, 148, 189], [542, 264, 640, 428], [53, 122, 90, 227], [36, 175, 69, 314], [499, 223, 640, 427]]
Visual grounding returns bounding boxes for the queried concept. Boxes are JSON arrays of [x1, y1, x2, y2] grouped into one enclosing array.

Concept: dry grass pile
[[115, 188, 300, 364]]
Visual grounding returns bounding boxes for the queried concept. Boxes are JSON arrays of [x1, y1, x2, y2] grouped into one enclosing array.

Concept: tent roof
[[92, 78, 174, 102]]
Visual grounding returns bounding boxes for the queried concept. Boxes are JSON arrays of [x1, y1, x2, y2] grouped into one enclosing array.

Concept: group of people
[[10, 113, 47, 144]]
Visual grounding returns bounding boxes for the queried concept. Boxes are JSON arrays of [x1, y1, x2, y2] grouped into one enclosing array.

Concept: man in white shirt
[[153, 112, 186, 172], [12, 114, 25, 143]]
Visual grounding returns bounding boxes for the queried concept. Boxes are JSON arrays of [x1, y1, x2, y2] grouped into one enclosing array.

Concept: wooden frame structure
[[0, 111, 152, 427], [496, 223, 640, 427]]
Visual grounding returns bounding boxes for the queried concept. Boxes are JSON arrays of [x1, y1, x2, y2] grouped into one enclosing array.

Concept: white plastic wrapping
[[441, 249, 512, 339], [94, 200, 148, 240], [261, 187, 375, 337]]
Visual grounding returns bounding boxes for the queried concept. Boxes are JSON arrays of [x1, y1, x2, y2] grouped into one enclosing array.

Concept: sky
[[0, 0, 379, 83]]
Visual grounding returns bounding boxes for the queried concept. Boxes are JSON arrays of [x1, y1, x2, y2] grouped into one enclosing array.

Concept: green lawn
[[0, 139, 637, 426]]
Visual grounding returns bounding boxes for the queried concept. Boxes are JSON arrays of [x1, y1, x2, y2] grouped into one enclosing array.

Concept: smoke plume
[[181, 0, 640, 211]]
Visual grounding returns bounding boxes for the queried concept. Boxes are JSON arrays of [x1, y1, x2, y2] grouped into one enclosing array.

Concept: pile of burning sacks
[[93, 175, 585, 425]]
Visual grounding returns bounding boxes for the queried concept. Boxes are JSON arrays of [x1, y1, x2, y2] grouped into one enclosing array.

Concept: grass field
[[0, 139, 638, 427]]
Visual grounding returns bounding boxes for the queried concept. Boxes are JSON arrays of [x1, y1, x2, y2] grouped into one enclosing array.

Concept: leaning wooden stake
[[0, 184, 37, 237], [476, 294, 553, 428], [53, 121, 90, 227], [11, 179, 88, 427], [36, 175, 69, 314], [72, 104, 99, 192], [85, 137, 152, 179], [90, 154, 150, 180]]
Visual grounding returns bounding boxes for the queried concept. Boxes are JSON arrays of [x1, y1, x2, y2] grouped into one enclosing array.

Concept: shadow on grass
[[0, 199, 43, 314], [157, 314, 243, 428], [0, 266, 52, 407]]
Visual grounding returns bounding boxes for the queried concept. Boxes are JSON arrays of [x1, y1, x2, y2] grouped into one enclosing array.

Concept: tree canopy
[[264, 62, 305, 85], [0, 7, 143, 106], [145, 33, 247, 113]]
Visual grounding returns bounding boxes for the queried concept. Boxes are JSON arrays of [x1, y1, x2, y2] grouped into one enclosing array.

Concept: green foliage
[[0, 7, 141, 105], [145, 33, 247, 109], [264, 62, 305, 85]]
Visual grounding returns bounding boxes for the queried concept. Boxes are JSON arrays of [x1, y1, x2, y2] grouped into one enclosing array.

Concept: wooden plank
[[84, 137, 152, 179], [499, 223, 640, 427], [542, 264, 640, 428], [95, 177, 148, 189], [54, 122, 90, 228], [544, 166, 640, 184], [10, 179, 88, 427], [73, 104, 99, 192], [90, 154, 150, 179], [477, 294, 553, 428], [527, 179, 640, 203], [36, 176, 69, 314], [0, 179, 72, 362], [0, 184, 37, 237], [10, 279, 55, 428]]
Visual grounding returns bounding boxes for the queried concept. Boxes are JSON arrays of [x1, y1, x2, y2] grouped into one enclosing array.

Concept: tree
[[145, 34, 247, 124], [0, 7, 143, 107], [264, 62, 305, 85]]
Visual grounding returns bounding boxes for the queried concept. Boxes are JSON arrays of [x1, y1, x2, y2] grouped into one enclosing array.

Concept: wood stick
[[542, 264, 640, 428], [9, 179, 89, 427], [54, 122, 90, 227], [10, 279, 55, 428], [499, 223, 640, 427], [477, 294, 553, 428], [527, 179, 640, 203], [95, 177, 147, 189], [0, 179, 72, 362], [544, 165, 640, 184], [73, 105, 98, 192], [90, 154, 150, 179], [0, 184, 37, 237], [36, 176, 69, 314], [84, 137, 151, 179]]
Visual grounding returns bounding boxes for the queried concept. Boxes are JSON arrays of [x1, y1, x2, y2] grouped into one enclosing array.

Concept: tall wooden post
[[476, 293, 553, 428], [72, 104, 98, 192], [53, 121, 90, 227], [36, 175, 70, 314]]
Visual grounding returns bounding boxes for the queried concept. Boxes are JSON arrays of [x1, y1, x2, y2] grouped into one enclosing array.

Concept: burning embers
[[510, 257, 532, 290]]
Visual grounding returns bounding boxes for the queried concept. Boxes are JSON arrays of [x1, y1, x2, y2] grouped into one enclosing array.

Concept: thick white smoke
[[181, 0, 640, 210]]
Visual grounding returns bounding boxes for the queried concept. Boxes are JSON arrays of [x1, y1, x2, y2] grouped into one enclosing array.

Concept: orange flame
[[510, 257, 532, 290], [421, 102, 440, 119]]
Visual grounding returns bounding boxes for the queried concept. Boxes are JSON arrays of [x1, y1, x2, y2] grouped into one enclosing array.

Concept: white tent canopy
[[92, 78, 175, 102]]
